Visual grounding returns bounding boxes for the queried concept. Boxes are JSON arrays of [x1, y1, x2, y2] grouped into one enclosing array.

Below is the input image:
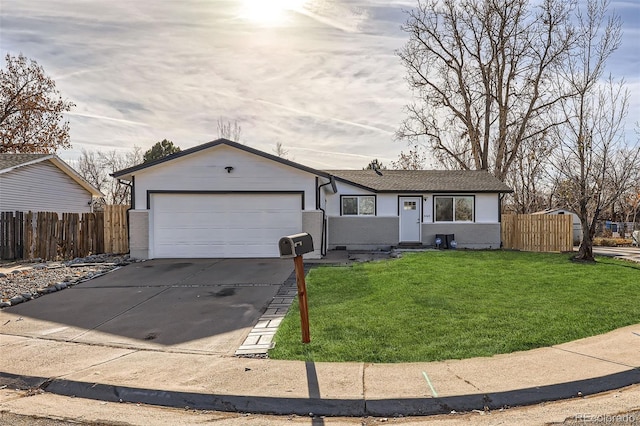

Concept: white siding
[[133, 145, 318, 210], [324, 180, 376, 216], [326, 191, 501, 223], [0, 161, 93, 214], [422, 193, 500, 223]]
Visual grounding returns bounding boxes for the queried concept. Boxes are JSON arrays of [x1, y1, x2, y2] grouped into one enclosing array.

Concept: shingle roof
[[325, 169, 513, 193], [111, 139, 332, 180], [0, 153, 51, 171]]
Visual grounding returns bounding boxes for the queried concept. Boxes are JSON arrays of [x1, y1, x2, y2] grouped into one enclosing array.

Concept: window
[[435, 196, 474, 222], [403, 200, 417, 210], [341, 195, 375, 215]]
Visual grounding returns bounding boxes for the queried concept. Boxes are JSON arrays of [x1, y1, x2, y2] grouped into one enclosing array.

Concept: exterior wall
[[324, 188, 503, 250], [324, 181, 374, 216], [422, 223, 501, 249], [133, 145, 317, 210], [302, 210, 323, 259], [328, 216, 399, 250], [128, 210, 149, 259], [0, 161, 93, 214]]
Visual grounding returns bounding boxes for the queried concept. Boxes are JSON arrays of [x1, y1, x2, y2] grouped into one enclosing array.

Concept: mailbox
[[279, 233, 314, 258]]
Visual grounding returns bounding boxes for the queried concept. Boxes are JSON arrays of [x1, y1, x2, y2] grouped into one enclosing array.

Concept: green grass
[[269, 251, 640, 363]]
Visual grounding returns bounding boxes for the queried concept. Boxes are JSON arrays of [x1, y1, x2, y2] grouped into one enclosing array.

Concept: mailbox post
[[278, 233, 314, 343]]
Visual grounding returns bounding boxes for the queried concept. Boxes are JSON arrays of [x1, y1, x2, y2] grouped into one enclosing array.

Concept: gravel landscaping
[[0, 254, 135, 308]]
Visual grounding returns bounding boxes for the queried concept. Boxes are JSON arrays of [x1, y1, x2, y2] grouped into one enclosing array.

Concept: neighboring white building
[[533, 208, 582, 245], [0, 153, 103, 214], [112, 139, 513, 259]]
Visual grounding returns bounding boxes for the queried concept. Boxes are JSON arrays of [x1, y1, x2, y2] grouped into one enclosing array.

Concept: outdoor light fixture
[[225, 166, 234, 173]]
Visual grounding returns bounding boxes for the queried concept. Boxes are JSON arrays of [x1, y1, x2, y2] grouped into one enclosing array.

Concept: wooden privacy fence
[[501, 214, 573, 252], [103, 204, 128, 254], [0, 211, 24, 260], [0, 205, 129, 261]]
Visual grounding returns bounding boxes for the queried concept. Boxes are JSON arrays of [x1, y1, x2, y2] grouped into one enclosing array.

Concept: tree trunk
[[574, 215, 596, 262]]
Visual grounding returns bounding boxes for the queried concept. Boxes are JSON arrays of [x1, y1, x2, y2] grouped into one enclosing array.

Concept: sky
[[0, 0, 638, 170]]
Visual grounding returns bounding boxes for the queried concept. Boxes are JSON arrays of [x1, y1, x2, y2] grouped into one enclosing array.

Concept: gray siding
[[422, 223, 501, 249], [302, 211, 323, 259], [128, 210, 149, 259], [328, 217, 399, 250], [0, 161, 93, 214]]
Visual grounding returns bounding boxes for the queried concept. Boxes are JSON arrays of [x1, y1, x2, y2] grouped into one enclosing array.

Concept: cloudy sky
[[1, 0, 638, 169]]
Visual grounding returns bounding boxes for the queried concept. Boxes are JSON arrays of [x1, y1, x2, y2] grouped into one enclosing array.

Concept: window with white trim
[[341, 195, 375, 216], [434, 196, 474, 222]]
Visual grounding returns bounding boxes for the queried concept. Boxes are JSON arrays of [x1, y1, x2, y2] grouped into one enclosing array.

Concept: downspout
[[317, 178, 334, 257]]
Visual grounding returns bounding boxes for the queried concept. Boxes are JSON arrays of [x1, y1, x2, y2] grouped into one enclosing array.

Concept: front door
[[399, 197, 421, 242]]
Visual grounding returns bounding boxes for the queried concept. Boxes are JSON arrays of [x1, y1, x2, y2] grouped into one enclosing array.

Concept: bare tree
[[364, 159, 386, 171], [217, 119, 242, 142], [397, 0, 574, 180], [390, 145, 428, 170], [1, 53, 75, 153], [551, 0, 638, 261], [76, 146, 142, 205], [619, 163, 640, 227], [505, 135, 556, 213], [272, 141, 289, 159]]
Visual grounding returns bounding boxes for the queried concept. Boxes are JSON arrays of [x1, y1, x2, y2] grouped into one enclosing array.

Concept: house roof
[[326, 169, 513, 193], [111, 139, 512, 193], [111, 139, 332, 180], [0, 153, 103, 197]]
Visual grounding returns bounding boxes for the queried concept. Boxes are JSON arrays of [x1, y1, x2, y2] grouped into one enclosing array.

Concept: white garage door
[[151, 193, 303, 258]]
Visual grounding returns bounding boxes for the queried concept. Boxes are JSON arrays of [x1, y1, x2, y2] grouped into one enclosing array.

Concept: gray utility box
[[279, 233, 314, 258]]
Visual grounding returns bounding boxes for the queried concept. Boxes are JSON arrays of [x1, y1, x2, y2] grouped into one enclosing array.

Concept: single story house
[[111, 139, 512, 259], [0, 153, 103, 214], [532, 208, 582, 245]]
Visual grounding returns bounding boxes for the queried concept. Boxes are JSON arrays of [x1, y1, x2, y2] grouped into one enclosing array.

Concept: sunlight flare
[[240, 0, 307, 25]]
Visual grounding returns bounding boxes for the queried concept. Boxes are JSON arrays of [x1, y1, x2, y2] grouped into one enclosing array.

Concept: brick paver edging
[[235, 264, 314, 356]]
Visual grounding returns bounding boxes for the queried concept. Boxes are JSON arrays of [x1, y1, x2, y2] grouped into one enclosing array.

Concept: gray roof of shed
[[326, 169, 513, 193]]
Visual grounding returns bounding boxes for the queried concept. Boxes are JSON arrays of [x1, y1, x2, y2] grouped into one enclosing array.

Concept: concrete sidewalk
[[1, 324, 638, 416]]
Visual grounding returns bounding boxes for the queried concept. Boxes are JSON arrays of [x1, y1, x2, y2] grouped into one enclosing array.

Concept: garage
[[151, 192, 303, 258]]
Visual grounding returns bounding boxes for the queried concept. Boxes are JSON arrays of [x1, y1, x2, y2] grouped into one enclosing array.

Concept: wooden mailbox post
[[278, 233, 313, 343]]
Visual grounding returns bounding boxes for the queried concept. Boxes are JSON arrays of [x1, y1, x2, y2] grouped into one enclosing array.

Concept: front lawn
[[269, 251, 640, 363]]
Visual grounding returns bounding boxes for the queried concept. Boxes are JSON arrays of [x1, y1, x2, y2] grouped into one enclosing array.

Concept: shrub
[[593, 237, 632, 247]]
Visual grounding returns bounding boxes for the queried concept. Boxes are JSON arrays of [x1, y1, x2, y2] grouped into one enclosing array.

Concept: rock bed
[[0, 254, 135, 308]]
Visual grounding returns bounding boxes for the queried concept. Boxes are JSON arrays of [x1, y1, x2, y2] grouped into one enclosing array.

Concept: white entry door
[[399, 197, 421, 242]]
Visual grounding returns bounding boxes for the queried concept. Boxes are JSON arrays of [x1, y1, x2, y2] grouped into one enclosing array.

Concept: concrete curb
[[2, 369, 638, 417]]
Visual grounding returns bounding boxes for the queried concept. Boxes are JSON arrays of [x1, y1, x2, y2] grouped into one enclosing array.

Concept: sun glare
[[240, 0, 307, 26]]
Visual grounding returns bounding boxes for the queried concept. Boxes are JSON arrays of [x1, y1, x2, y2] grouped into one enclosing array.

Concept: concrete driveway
[[0, 259, 293, 356]]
